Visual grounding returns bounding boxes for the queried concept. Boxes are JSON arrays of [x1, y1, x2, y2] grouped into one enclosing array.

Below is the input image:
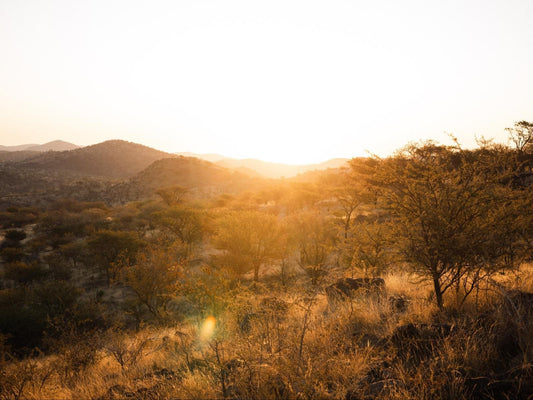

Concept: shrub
[[4, 229, 26, 243], [4, 262, 47, 285]]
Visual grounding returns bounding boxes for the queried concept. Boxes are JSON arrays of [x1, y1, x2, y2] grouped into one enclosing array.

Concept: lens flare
[[199, 316, 216, 341]]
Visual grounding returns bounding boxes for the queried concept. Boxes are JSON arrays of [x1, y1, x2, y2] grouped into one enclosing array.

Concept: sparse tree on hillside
[[157, 186, 189, 206]]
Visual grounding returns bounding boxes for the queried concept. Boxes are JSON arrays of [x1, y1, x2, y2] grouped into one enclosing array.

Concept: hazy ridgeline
[[1, 122, 533, 399]]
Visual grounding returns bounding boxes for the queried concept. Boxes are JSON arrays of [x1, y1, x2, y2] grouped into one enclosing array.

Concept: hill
[[0, 164, 111, 208], [0, 141, 265, 208], [0, 144, 39, 152], [110, 156, 263, 202], [26, 140, 80, 152], [177, 152, 229, 163], [177, 152, 349, 178], [16, 140, 174, 179], [0, 140, 79, 152], [215, 158, 349, 178]]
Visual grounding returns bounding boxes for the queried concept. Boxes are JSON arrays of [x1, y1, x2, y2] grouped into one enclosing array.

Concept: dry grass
[[5, 270, 533, 399]]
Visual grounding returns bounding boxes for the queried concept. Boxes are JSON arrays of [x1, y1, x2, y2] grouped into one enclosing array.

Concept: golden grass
[[6, 269, 533, 400]]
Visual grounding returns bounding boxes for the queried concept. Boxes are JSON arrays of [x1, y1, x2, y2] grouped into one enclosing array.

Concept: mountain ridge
[[177, 152, 349, 178], [0, 140, 79, 152], [16, 140, 174, 179], [0, 140, 266, 207]]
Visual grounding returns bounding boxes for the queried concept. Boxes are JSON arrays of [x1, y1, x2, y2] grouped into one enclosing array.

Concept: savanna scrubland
[[1, 122, 533, 400]]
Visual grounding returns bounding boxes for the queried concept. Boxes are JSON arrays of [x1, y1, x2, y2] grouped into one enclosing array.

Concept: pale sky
[[1, 0, 532, 164]]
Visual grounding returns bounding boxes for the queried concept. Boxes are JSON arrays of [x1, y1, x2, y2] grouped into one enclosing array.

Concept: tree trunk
[[433, 276, 444, 309], [344, 211, 352, 240]]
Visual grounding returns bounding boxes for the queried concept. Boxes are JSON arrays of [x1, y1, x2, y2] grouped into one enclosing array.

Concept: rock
[[326, 278, 385, 308]]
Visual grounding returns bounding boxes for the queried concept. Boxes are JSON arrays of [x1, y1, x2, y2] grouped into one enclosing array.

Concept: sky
[[1, 0, 532, 164]]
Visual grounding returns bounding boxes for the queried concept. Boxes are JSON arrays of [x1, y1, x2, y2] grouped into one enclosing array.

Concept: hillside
[[177, 152, 229, 163], [110, 156, 263, 202], [0, 165, 110, 208], [0, 141, 266, 208], [0, 151, 40, 163], [16, 140, 174, 179], [26, 140, 80, 152]]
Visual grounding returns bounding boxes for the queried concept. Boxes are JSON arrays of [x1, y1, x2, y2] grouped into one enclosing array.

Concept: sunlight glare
[[199, 316, 216, 342]]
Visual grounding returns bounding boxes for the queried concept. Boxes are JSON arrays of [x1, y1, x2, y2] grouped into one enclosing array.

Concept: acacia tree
[[505, 120, 533, 184], [87, 230, 145, 286], [375, 141, 531, 309], [332, 158, 377, 240], [156, 186, 189, 206], [344, 218, 391, 278], [289, 210, 337, 286], [153, 205, 204, 262], [506, 120, 533, 154], [213, 210, 282, 281], [114, 242, 184, 322]]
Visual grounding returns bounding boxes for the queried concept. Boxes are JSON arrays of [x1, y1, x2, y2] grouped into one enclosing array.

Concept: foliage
[[213, 210, 283, 281], [289, 210, 337, 285], [87, 229, 145, 285], [506, 120, 533, 153], [157, 185, 189, 206], [153, 205, 204, 261], [344, 218, 391, 277], [0, 207, 39, 229], [114, 242, 184, 322], [331, 160, 376, 240], [373, 141, 532, 308], [4, 262, 48, 285], [103, 329, 153, 371]]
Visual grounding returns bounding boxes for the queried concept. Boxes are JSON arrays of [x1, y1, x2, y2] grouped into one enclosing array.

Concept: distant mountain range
[[0, 139, 350, 207], [16, 140, 173, 179], [0, 141, 349, 179], [0, 140, 259, 207], [0, 140, 80, 152], [177, 152, 349, 178]]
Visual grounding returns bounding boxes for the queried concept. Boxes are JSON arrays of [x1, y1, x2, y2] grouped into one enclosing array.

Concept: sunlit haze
[[1, 0, 532, 164]]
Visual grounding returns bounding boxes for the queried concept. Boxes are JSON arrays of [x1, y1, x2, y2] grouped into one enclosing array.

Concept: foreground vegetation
[[1, 122, 533, 399]]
